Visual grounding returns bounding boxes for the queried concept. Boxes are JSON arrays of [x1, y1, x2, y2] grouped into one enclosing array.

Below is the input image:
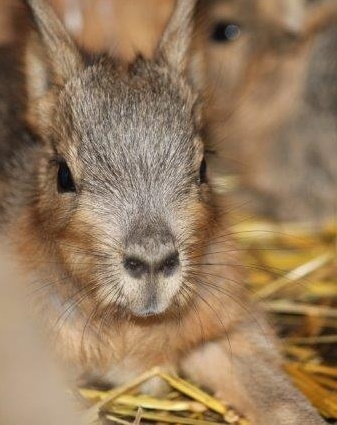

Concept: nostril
[[123, 250, 180, 278], [123, 256, 148, 279], [159, 251, 180, 276]]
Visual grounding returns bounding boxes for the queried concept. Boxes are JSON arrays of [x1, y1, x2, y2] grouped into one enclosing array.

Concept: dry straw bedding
[[79, 205, 337, 424]]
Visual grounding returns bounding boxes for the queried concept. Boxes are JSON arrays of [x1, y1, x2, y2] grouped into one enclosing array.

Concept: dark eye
[[198, 157, 207, 185], [211, 22, 241, 43], [57, 161, 76, 193]]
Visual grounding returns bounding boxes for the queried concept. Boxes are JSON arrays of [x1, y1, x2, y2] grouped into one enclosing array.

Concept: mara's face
[[33, 58, 215, 319], [204, 0, 304, 111]]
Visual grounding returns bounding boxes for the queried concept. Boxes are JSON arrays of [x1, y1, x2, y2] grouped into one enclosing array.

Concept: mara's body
[[0, 1, 325, 424], [0, 36, 245, 392]]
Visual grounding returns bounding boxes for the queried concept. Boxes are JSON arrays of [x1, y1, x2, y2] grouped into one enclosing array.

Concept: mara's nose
[[123, 250, 180, 279]]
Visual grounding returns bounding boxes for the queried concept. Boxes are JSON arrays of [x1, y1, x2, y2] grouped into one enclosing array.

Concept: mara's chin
[[129, 303, 171, 319], [127, 297, 184, 320]]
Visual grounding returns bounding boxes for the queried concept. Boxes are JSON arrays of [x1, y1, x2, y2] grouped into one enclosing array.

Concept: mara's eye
[[198, 157, 207, 185], [57, 161, 76, 193], [211, 22, 241, 43]]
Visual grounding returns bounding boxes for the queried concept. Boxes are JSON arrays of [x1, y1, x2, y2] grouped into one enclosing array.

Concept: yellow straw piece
[[107, 407, 230, 425], [158, 371, 227, 416], [256, 251, 335, 299]]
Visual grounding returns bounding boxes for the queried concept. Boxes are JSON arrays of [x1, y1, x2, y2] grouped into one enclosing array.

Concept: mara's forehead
[[59, 61, 199, 161], [63, 61, 195, 131]]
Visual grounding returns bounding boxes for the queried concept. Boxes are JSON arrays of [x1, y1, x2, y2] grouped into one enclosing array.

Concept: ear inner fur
[[156, 0, 198, 72], [24, 0, 84, 84]]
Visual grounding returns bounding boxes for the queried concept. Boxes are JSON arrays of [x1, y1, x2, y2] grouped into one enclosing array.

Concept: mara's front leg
[[180, 314, 324, 425]]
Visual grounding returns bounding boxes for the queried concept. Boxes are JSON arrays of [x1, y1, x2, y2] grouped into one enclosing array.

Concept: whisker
[[180, 282, 206, 344], [187, 282, 233, 365]]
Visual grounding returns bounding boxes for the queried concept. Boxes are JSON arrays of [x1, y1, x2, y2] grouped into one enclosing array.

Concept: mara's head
[[22, 0, 217, 319]]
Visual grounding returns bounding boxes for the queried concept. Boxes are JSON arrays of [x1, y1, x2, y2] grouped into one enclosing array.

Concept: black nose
[[123, 251, 180, 279]]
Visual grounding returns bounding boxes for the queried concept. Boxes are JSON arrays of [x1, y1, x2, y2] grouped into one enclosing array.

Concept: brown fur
[[0, 1, 326, 423]]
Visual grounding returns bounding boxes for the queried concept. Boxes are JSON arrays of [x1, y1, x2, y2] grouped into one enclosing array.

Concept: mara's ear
[[23, 0, 84, 93], [155, 0, 197, 73], [282, 0, 305, 33]]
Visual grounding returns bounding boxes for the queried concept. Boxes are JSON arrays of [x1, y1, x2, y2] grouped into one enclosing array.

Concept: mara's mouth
[[96, 279, 181, 315]]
